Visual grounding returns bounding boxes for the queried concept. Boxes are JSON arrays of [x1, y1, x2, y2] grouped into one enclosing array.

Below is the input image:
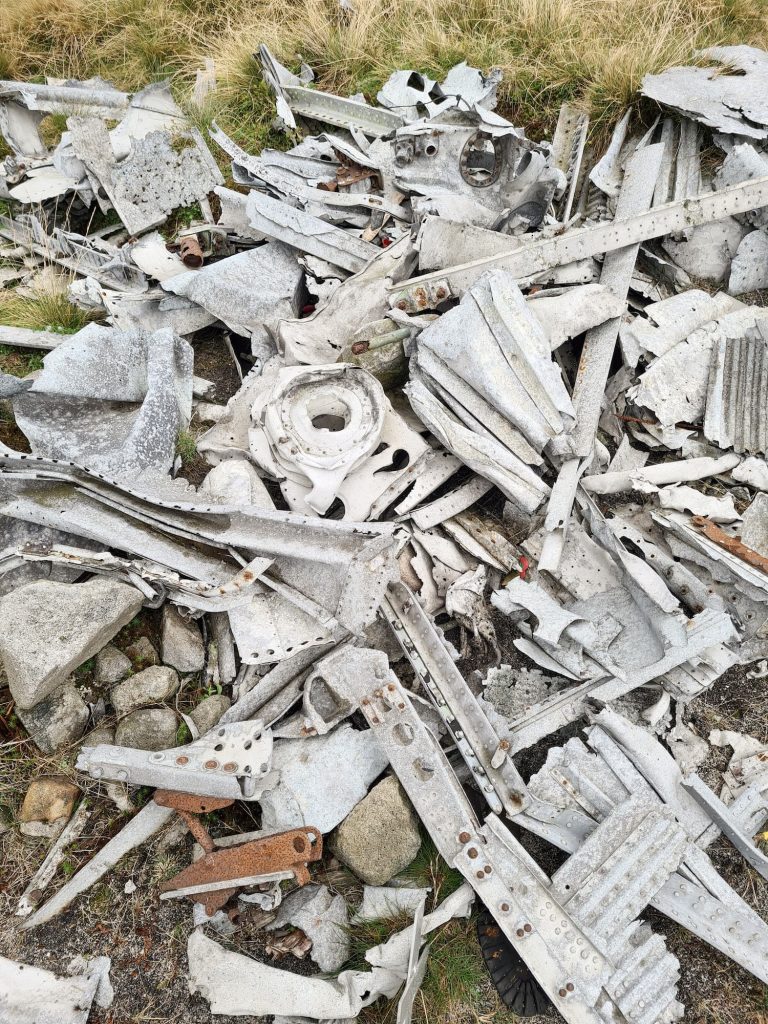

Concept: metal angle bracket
[[351, 673, 682, 1024], [381, 581, 529, 816], [388, 172, 768, 301], [683, 773, 768, 882], [158, 813, 323, 916], [77, 721, 274, 800]]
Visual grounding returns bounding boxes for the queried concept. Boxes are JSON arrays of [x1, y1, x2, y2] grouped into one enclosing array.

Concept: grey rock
[[259, 725, 389, 834], [115, 708, 178, 751], [161, 605, 205, 674], [20, 818, 69, 839], [17, 680, 89, 753], [740, 493, 768, 558], [111, 665, 180, 715], [189, 693, 231, 736], [266, 884, 349, 972], [95, 645, 132, 685], [331, 775, 421, 886], [125, 636, 159, 668], [80, 725, 115, 750], [0, 577, 143, 710]]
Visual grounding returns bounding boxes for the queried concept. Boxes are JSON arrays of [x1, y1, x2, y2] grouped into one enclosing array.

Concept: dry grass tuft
[[0, 286, 97, 334], [1, 0, 767, 150]]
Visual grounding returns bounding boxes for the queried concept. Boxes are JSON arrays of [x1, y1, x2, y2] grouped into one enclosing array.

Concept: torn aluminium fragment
[[0, 452, 398, 637], [67, 117, 223, 235], [412, 268, 575, 454], [13, 324, 193, 481]]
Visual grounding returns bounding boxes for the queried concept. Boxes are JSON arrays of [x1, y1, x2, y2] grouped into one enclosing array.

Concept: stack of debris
[[2, 43, 768, 1024]]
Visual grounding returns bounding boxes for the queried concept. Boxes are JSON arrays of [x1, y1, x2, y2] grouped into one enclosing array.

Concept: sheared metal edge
[[22, 801, 175, 929], [0, 452, 398, 634], [504, 607, 735, 754], [0, 489, 250, 592], [6, 543, 272, 613], [683, 774, 768, 881], [517, 728, 768, 983], [382, 581, 529, 816], [388, 172, 768, 300], [539, 144, 664, 572], [640, 46, 768, 139], [345, 671, 682, 1024], [244, 191, 380, 275]]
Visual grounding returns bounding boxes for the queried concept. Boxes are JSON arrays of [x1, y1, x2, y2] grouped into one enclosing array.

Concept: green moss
[[0, 344, 45, 377], [160, 203, 203, 241], [175, 429, 199, 466]]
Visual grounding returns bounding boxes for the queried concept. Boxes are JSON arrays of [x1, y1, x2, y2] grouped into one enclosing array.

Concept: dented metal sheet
[[68, 118, 223, 236], [641, 46, 768, 138], [243, 191, 380, 274]]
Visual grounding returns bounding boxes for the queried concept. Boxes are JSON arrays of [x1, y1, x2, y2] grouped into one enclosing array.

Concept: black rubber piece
[[476, 908, 553, 1017]]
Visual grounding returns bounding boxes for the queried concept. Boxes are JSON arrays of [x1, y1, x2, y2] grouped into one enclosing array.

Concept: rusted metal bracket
[[155, 790, 322, 915], [692, 515, 768, 574]]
